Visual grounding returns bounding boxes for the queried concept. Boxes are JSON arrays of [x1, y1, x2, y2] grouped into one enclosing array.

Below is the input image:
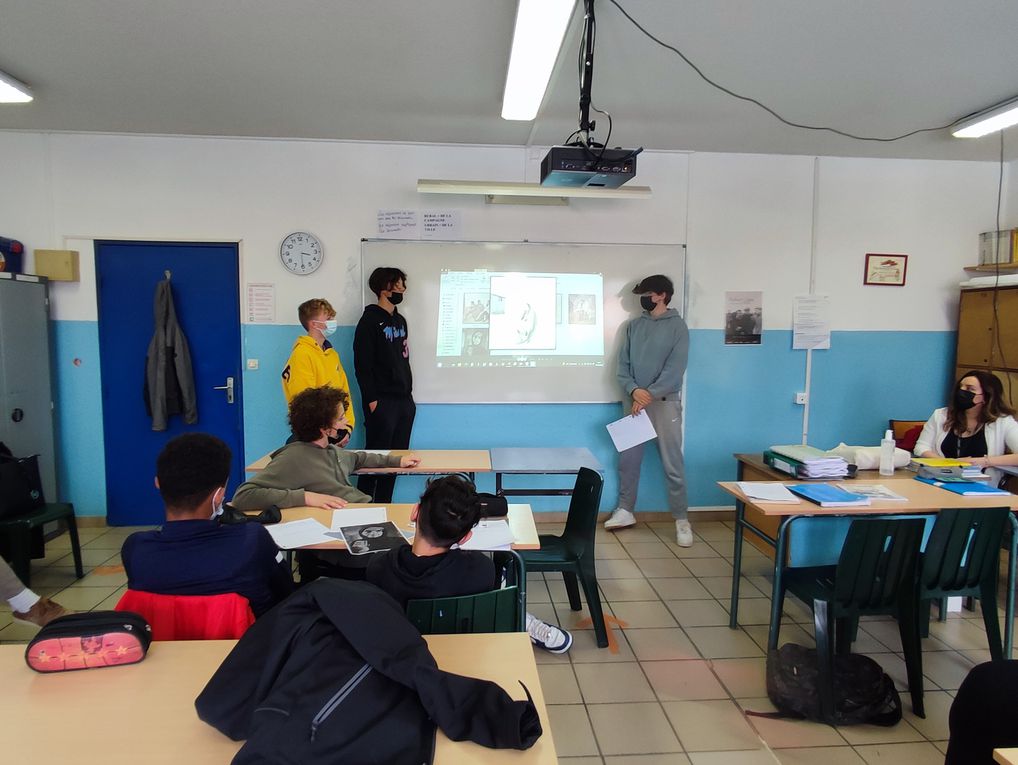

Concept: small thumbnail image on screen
[[462, 293, 490, 324], [461, 328, 488, 356], [568, 294, 596, 325]]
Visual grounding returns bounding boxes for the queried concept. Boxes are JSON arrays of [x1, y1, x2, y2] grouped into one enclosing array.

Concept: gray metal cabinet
[[0, 274, 58, 502]]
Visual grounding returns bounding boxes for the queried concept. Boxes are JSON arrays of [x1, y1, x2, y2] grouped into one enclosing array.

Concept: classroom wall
[[0, 130, 1006, 518]]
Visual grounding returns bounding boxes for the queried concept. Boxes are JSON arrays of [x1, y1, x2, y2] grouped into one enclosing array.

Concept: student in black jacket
[[353, 266, 414, 502], [367, 475, 573, 653]]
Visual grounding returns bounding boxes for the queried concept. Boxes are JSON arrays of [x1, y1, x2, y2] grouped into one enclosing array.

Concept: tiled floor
[[2, 519, 1007, 764]]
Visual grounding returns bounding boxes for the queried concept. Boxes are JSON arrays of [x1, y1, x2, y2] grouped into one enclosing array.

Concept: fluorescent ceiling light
[[0, 69, 33, 103], [501, 0, 575, 121], [952, 96, 1018, 138]]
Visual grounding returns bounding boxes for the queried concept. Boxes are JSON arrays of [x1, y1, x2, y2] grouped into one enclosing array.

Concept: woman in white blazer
[[915, 369, 1018, 485]]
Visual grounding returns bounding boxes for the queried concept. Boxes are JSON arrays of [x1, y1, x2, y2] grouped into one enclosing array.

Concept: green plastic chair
[[406, 586, 522, 634], [0, 503, 83, 586], [520, 467, 607, 647], [777, 518, 926, 720], [919, 507, 1010, 661]]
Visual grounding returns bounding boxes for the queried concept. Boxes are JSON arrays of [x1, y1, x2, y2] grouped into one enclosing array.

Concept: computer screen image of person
[[436, 270, 604, 369]]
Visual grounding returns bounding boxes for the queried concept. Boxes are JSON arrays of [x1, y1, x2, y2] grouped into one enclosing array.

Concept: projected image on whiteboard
[[436, 270, 604, 368]]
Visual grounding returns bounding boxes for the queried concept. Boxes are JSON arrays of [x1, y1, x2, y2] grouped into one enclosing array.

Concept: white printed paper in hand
[[265, 518, 335, 549], [606, 409, 657, 452], [458, 519, 514, 551], [331, 507, 387, 529]]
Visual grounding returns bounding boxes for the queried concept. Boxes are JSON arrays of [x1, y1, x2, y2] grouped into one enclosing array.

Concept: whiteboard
[[360, 240, 685, 403]]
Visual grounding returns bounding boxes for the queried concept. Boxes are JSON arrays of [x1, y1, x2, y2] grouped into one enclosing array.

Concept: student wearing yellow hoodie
[[281, 298, 355, 445]]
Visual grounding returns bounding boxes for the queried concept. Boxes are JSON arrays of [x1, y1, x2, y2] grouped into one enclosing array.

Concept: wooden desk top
[[280, 502, 540, 550], [246, 449, 492, 474], [719, 477, 1018, 517], [995, 748, 1018, 765], [0, 633, 556, 765]]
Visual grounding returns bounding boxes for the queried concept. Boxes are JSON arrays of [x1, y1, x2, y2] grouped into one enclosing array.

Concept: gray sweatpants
[[617, 397, 688, 520], [0, 556, 27, 602]]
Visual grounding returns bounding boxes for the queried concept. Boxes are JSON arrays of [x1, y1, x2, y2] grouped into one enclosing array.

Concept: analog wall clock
[[280, 231, 324, 275]]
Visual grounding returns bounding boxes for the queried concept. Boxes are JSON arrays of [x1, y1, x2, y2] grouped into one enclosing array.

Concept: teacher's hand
[[304, 491, 348, 509], [631, 400, 644, 416]]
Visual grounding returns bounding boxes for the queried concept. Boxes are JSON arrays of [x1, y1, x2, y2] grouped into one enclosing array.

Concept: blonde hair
[[298, 298, 335, 330]]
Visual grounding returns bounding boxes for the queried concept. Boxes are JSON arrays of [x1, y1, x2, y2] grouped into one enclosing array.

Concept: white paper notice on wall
[[247, 283, 275, 323], [421, 211, 461, 240], [792, 294, 831, 350], [377, 210, 419, 239]]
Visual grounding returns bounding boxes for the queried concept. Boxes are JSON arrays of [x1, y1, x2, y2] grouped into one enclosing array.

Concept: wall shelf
[[964, 264, 1018, 273]]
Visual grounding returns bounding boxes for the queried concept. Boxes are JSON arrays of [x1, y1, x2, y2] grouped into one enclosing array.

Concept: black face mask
[[327, 429, 349, 446], [953, 389, 978, 411], [640, 295, 656, 312], [388, 292, 404, 305]]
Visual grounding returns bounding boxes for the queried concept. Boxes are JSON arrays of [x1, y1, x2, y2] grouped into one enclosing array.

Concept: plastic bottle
[[879, 429, 895, 476]]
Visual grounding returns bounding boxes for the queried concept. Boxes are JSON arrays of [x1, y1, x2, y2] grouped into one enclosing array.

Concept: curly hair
[[416, 475, 481, 548], [156, 433, 231, 509], [288, 386, 350, 442]]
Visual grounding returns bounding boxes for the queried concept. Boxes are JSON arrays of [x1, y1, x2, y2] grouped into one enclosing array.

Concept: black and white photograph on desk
[[724, 291, 762, 345], [333, 521, 409, 555]]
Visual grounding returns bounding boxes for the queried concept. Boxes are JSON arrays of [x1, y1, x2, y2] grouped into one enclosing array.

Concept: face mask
[[640, 295, 656, 312], [319, 319, 338, 337], [954, 388, 978, 411], [327, 428, 349, 446], [388, 292, 404, 306], [210, 489, 225, 519]]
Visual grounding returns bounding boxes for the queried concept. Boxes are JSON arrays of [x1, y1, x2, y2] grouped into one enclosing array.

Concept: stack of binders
[[764, 445, 849, 480]]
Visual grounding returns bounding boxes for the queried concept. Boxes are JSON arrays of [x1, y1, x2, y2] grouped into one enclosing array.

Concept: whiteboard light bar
[[953, 96, 1018, 138]]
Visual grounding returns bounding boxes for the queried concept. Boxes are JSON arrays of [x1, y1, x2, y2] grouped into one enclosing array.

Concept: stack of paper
[[265, 518, 335, 549], [787, 483, 871, 507], [458, 519, 514, 551], [736, 482, 801, 504], [770, 445, 849, 479]]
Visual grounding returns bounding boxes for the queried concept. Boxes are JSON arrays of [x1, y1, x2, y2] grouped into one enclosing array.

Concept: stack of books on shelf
[[764, 444, 849, 479]]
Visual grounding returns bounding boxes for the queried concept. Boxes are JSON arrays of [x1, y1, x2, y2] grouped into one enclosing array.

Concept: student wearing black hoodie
[[353, 267, 414, 503], [367, 475, 573, 653]]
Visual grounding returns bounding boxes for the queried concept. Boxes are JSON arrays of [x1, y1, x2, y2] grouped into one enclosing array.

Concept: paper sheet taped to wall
[[792, 294, 831, 349]]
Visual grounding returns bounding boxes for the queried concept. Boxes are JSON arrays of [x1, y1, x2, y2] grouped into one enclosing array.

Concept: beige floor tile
[[568, 628, 638, 663], [604, 754, 691, 765], [687, 752, 777, 765], [860, 652, 926, 694], [927, 617, 993, 652], [745, 623, 814, 652], [900, 689, 952, 741], [574, 662, 656, 703], [931, 740, 948, 754], [662, 699, 763, 751], [604, 527, 665, 544], [853, 742, 945, 764], [736, 557, 777, 578], [27, 567, 84, 590], [596, 543, 634, 560], [56, 547, 121, 568], [738, 697, 846, 748], [773, 747, 865, 764], [621, 541, 677, 559], [636, 558, 693, 578], [700, 576, 766, 600], [691, 523, 734, 541], [94, 585, 128, 610], [843, 627, 892, 655], [959, 648, 992, 664], [528, 579, 552, 604], [747, 575, 775, 595], [538, 664, 583, 704], [682, 558, 734, 579], [624, 627, 699, 661], [553, 600, 615, 633], [685, 626, 763, 659], [549, 579, 583, 604], [588, 703, 683, 756], [710, 657, 768, 698], [668, 542, 725, 559], [82, 535, 132, 550], [650, 578, 712, 600], [730, 598, 782, 626], [48, 585, 120, 611], [920, 650, 975, 691], [598, 578, 661, 602], [837, 717, 925, 745], [862, 618, 952, 653], [611, 601, 678, 629], [558, 757, 603, 765], [667, 599, 730, 628], [0, 621, 44, 642], [642, 659, 728, 701], [69, 567, 127, 588], [547, 704, 599, 757], [597, 559, 647, 579]]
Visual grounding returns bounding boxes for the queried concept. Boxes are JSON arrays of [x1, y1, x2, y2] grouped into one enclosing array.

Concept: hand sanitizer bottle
[[879, 429, 895, 476]]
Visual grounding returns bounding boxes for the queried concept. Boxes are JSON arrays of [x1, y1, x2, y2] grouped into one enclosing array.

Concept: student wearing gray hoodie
[[605, 274, 693, 546]]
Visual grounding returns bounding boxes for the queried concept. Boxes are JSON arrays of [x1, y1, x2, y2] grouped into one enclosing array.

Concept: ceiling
[[2, 0, 1018, 161]]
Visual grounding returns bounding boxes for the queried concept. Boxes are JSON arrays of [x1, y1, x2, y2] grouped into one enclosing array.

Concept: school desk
[[490, 447, 603, 497], [0, 632, 557, 764], [995, 748, 1018, 765], [246, 448, 492, 482], [279, 502, 541, 550], [718, 477, 1018, 656]]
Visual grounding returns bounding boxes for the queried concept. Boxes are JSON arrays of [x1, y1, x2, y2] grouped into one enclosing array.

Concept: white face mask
[[318, 319, 338, 337], [210, 489, 225, 519]]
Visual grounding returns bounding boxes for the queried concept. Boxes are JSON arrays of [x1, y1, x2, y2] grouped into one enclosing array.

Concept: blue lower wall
[[53, 322, 956, 517]]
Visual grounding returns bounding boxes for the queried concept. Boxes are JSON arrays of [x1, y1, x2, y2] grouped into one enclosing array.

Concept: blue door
[[96, 241, 244, 525]]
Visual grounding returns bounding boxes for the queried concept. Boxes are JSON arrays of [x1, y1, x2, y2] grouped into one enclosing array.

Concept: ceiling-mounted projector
[[540, 146, 640, 189]]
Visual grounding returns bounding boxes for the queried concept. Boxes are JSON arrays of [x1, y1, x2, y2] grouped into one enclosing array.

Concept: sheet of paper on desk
[[358, 449, 391, 456], [458, 519, 514, 551], [266, 518, 334, 549], [606, 409, 657, 452], [736, 482, 801, 503], [331, 507, 387, 529], [836, 483, 907, 501]]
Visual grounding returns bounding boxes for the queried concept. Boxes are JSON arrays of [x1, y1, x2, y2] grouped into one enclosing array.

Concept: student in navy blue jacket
[[120, 433, 292, 616]]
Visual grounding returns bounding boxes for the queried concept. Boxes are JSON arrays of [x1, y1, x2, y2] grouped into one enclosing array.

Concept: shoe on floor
[[526, 613, 573, 654], [675, 519, 693, 547], [12, 597, 69, 629], [604, 508, 637, 530]]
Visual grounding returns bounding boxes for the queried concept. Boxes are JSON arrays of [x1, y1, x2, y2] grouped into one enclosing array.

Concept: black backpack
[[755, 643, 902, 726]]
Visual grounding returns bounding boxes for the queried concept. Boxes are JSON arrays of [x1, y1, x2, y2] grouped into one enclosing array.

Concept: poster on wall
[[792, 294, 831, 349], [246, 283, 275, 323], [724, 291, 762, 345]]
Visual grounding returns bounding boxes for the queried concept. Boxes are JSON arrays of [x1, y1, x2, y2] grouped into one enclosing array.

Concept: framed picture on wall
[[863, 253, 908, 286]]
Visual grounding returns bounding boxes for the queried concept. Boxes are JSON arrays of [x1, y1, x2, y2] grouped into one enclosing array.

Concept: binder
[[786, 483, 871, 507], [913, 476, 1009, 497]]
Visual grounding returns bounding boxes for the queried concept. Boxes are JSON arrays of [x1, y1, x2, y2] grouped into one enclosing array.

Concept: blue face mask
[[318, 319, 338, 337]]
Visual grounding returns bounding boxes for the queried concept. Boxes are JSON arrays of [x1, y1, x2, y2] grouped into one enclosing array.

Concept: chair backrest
[[920, 507, 1010, 593], [115, 590, 256, 641], [888, 419, 925, 450], [561, 467, 605, 556], [833, 518, 925, 611], [406, 586, 521, 635]]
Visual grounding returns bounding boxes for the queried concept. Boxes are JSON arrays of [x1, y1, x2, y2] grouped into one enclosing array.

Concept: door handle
[[213, 376, 235, 404]]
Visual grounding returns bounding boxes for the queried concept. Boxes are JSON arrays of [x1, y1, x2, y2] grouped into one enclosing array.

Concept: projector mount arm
[[576, 0, 596, 148]]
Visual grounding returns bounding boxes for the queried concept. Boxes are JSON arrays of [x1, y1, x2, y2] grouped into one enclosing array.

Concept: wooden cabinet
[[957, 286, 1018, 409]]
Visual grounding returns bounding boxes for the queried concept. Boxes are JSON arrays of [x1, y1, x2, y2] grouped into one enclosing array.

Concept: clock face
[[280, 232, 324, 275]]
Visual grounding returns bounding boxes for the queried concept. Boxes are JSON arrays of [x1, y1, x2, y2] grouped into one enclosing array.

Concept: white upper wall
[[0, 130, 1003, 330]]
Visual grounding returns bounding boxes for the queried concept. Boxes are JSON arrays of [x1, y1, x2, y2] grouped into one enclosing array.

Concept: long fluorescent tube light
[[952, 96, 1018, 138], [0, 69, 33, 103], [418, 178, 651, 200], [501, 0, 575, 120]]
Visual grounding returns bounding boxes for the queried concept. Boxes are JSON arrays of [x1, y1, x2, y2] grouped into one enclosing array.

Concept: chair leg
[[897, 597, 925, 719], [834, 616, 853, 655], [562, 572, 582, 611], [769, 577, 788, 650], [578, 565, 608, 649], [918, 597, 932, 638], [813, 598, 836, 723], [65, 510, 84, 580], [979, 581, 1005, 663], [938, 596, 949, 622]]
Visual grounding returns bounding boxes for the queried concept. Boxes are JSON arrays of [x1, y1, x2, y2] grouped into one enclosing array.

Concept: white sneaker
[[604, 508, 637, 530], [675, 519, 693, 547], [526, 613, 573, 653]]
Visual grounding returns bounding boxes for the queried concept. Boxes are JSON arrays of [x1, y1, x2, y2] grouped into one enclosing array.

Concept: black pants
[[946, 660, 1018, 764], [358, 395, 416, 503]]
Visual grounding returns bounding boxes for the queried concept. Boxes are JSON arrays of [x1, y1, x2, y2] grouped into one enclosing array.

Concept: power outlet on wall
[[794, 392, 808, 405]]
